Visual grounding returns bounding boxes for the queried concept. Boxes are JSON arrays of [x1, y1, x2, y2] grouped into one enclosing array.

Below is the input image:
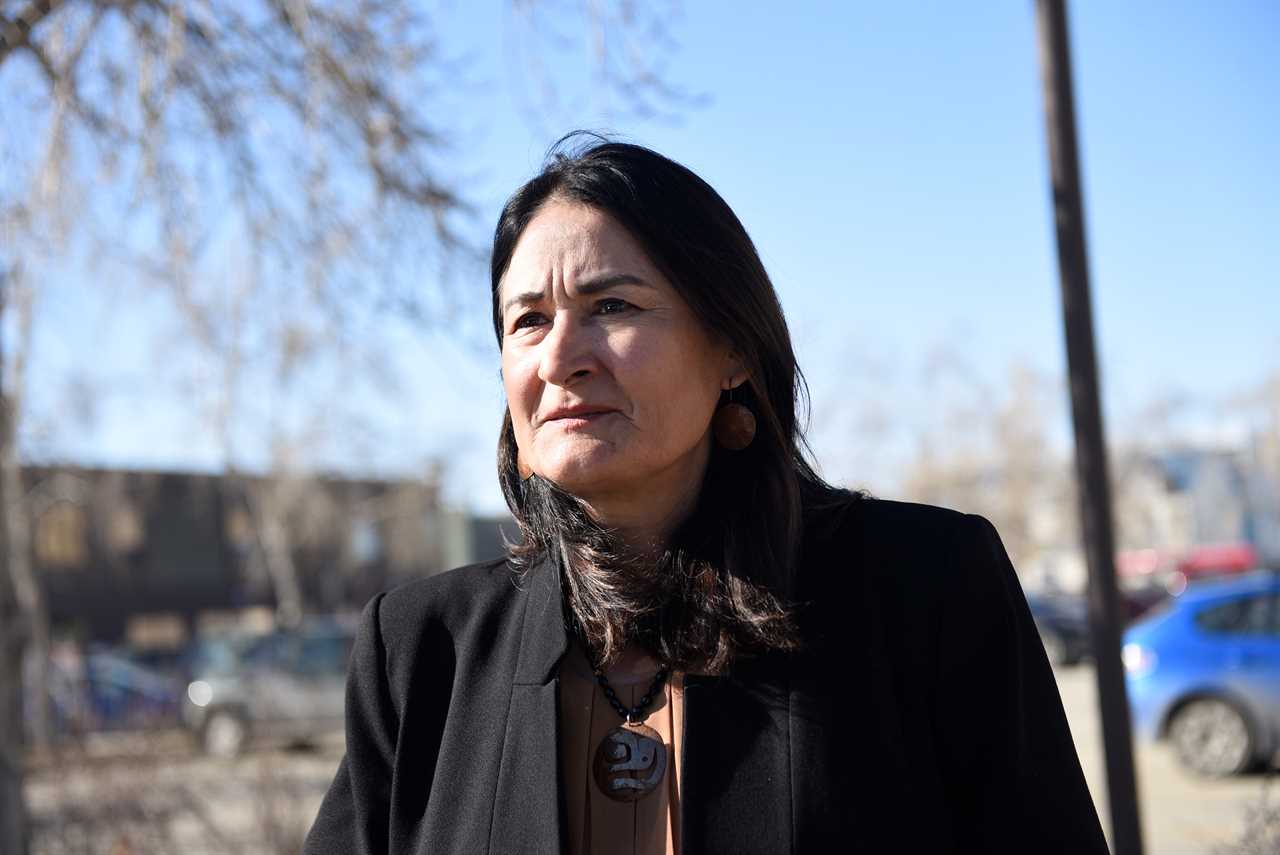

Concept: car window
[[241, 634, 294, 668], [296, 634, 354, 676], [190, 638, 247, 676], [1194, 594, 1277, 636], [1264, 594, 1280, 634]]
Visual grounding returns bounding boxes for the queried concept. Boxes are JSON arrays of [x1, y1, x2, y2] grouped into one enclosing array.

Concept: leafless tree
[[0, 268, 38, 855], [1, 1, 469, 842], [507, 0, 705, 134], [1226, 369, 1280, 483], [2, 2, 698, 847], [899, 351, 1069, 570], [804, 341, 900, 494], [1225, 367, 1280, 561], [990, 362, 1061, 564]]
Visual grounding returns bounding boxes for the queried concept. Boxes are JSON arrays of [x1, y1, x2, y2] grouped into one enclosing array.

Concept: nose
[[537, 312, 596, 387]]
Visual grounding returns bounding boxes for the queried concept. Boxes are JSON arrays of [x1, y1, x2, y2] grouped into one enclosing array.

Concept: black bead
[[595, 662, 670, 724]]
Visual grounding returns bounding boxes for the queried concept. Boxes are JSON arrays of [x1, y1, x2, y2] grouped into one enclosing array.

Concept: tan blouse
[[559, 643, 685, 855]]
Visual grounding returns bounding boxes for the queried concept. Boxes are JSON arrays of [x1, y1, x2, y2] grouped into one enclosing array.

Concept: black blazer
[[305, 496, 1109, 854]]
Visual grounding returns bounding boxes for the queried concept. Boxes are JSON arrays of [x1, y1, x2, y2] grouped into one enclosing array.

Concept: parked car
[[1119, 581, 1175, 623], [1026, 592, 1091, 666], [124, 645, 200, 683], [1123, 571, 1280, 777], [41, 647, 183, 737], [181, 620, 356, 757]]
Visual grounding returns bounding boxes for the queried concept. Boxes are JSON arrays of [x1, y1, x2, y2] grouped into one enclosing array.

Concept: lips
[[540, 404, 619, 425]]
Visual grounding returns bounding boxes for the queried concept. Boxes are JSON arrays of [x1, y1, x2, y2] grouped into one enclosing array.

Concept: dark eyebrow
[[501, 273, 652, 316]]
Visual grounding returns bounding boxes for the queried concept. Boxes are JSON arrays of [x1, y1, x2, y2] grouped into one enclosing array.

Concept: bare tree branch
[[0, 0, 66, 66]]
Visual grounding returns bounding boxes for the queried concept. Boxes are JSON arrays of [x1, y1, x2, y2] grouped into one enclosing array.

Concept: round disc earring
[[712, 387, 756, 451]]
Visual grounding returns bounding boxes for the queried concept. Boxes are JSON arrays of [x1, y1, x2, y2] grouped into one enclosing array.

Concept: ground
[[1056, 664, 1277, 854]]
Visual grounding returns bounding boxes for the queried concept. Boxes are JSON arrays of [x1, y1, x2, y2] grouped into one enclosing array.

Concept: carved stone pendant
[[592, 723, 668, 802]]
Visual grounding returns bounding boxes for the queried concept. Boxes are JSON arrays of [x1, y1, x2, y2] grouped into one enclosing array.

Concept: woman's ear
[[722, 352, 749, 391]]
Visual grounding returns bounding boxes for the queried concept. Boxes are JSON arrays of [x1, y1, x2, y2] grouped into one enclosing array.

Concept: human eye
[[595, 297, 634, 316], [511, 311, 548, 332]]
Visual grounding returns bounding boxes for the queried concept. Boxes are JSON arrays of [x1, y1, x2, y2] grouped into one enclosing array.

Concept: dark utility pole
[[1033, 2, 1144, 854]]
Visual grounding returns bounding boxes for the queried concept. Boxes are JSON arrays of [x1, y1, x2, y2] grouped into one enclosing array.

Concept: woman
[[305, 137, 1108, 854]]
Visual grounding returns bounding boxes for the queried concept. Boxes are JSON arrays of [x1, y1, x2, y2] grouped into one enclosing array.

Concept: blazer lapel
[[486, 558, 799, 854], [681, 659, 793, 854], [489, 557, 570, 853]]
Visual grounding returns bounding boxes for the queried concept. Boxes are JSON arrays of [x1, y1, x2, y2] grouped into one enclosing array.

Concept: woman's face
[[499, 199, 739, 505]]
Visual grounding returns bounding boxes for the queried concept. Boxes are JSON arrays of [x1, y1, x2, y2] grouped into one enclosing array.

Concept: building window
[[106, 504, 144, 554], [351, 517, 383, 565], [35, 502, 88, 568], [225, 506, 255, 550]]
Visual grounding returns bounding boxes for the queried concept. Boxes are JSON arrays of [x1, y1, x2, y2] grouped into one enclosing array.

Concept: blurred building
[[21, 465, 512, 645], [1022, 444, 1279, 592], [1118, 448, 1278, 556]]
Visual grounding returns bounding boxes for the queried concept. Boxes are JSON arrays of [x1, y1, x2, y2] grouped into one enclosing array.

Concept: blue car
[[37, 648, 183, 738], [1123, 571, 1280, 776]]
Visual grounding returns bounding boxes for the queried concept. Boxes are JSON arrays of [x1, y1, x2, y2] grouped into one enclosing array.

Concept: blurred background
[[1, 1, 1276, 853]]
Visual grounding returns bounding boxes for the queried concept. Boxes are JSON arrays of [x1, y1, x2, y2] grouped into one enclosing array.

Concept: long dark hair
[[491, 134, 842, 674]]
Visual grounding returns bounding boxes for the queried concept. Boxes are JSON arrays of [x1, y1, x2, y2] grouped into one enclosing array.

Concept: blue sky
[[457, 1, 1278, 400], [13, 1, 1279, 512]]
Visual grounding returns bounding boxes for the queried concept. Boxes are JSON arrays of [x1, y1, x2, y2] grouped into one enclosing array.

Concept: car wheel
[[1168, 698, 1253, 777], [202, 709, 249, 759]]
